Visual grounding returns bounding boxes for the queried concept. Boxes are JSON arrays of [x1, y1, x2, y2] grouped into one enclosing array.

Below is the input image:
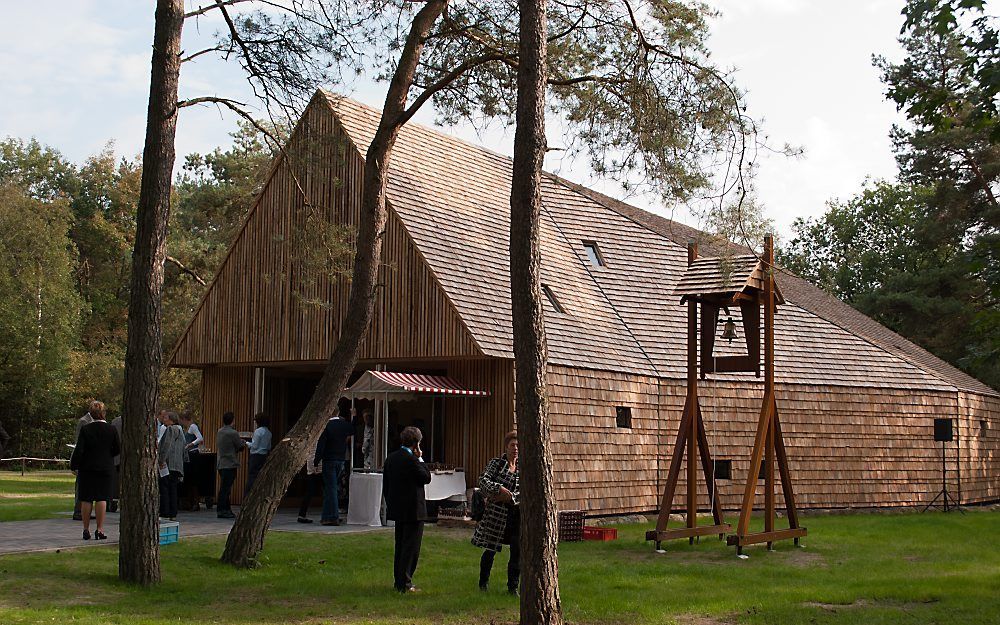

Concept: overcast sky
[[0, 1, 911, 237]]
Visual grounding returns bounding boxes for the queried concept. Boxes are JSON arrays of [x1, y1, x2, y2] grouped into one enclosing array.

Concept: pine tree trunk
[[510, 0, 562, 623], [118, 0, 185, 586], [220, 0, 448, 568]]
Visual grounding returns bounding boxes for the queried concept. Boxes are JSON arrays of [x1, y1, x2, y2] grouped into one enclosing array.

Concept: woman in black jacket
[[69, 401, 119, 540], [471, 431, 520, 594]]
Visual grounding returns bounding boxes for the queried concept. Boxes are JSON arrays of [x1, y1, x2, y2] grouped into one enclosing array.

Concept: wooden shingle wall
[[548, 365, 665, 514], [170, 96, 481, 367], [959, 391, 1000, 503], [546, 365, 980, 514]]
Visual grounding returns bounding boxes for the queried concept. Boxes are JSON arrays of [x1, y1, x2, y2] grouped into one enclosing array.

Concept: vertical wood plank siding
[[200, 366, 255, 505], [442, 359, 515, 489], [170, 97, 481, 367]]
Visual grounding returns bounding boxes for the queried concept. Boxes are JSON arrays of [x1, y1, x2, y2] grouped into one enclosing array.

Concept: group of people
[[66, 397, 522, 597], [68, 401, 244, 536], [155, 409, 212, 520], [382, 427, 520, 595]]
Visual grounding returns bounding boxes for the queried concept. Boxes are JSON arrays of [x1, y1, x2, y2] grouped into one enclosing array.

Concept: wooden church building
[[169, 91, 1000, 512]]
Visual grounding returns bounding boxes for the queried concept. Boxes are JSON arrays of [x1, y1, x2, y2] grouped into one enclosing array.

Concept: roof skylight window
[[541, 284, 565, 314], [583, 241, 606, 267]]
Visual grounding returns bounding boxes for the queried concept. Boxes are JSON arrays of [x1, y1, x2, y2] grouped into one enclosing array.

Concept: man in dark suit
[[313, 397, 355, 525], [382, 426, 432, 593]]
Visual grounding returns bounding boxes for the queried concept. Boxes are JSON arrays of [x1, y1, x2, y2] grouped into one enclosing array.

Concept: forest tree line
[[0, 123, 272, 456]]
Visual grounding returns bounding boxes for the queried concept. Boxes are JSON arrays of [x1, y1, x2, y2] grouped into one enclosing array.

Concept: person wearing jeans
[[313, 397, 354, 526], [215, 411, 243, 519], [244, 413, 272, 495]]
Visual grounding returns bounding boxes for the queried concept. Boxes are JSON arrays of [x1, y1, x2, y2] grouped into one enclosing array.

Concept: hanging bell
[[722, 317, 738, 343]]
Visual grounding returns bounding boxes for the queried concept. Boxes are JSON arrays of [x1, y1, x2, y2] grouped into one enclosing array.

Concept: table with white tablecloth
[[346, 469, 467, 526], [346, 471, 383, 526], [425, 470, 467, 501]]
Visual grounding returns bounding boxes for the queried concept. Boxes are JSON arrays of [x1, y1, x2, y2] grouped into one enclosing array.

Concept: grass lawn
[[0, 510, 997, 625], [0, 470, 75, 522], [0, 472, 998, 624]]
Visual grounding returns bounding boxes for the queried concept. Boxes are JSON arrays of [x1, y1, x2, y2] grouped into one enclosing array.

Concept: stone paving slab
[[0, 508, 388, 556]]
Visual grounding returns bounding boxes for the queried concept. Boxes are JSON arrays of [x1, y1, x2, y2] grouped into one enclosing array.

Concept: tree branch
[[400, 53, 509, 126], [184, 0, 252, 19], [181, 46, 229, 63], [165, 256, 207, 286]]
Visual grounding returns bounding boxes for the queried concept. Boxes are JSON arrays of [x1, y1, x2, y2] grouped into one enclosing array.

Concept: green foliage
[[785, 2, 999, 389], [233, 1, 755, 213], [901, 1, 998, 136], [0, 122, 276, 452], [782, 182, 937, 301], [0, 184, 82, 457], [420, 0, 752, 206]]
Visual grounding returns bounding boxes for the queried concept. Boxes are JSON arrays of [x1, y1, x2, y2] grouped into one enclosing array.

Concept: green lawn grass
[[0, 470, 74, 522], [0, 472, 997, 625]]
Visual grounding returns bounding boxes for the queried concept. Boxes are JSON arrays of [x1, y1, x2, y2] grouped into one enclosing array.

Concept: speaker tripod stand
[[922, 439, 963, 513]]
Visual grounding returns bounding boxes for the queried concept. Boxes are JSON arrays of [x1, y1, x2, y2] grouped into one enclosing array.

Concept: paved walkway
[[0, 508, 388, 556]]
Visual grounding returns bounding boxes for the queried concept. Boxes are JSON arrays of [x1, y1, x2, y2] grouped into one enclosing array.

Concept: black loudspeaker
[[934, 418, 954, 442]]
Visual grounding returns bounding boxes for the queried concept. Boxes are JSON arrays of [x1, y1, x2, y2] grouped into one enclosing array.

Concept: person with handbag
[[471, 430, 520, 595]]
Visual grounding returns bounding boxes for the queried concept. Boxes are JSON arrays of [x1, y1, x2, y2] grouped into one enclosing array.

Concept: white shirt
[[186, 423, 205, 450], [248, 426, 272, 455]]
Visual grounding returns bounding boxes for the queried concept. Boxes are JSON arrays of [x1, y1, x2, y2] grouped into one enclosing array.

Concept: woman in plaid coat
[[471, 431, 520, 594]]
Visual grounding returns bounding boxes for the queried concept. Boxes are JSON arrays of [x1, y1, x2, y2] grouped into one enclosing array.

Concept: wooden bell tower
[[646, 235, 806, 553]]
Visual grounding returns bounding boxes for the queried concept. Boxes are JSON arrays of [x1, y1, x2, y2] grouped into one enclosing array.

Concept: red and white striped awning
[[345, 370, 490, 401]]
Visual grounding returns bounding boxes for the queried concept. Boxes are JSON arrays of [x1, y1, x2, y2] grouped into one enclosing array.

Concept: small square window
[[758, 461, 771, 481], [615, 406, 632, 429], [583, 241, 606, 267], [981, 419, 989, 436], [713, 459, 732, 480], [541, 284, 565, 314]]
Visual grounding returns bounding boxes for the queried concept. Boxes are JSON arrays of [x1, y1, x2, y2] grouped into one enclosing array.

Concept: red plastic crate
[[583, 526, 617, 541]]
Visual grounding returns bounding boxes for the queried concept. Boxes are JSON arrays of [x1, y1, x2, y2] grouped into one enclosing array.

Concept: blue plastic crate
[[159, 521, 179, 546]]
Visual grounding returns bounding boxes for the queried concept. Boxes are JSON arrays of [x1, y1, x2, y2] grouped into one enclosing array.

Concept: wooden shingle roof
[[323, 93, 996, 396], [672, 254, 784, 304]]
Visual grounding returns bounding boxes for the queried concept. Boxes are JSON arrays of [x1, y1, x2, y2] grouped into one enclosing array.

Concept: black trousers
[[245, 453, 268, 495], [393, 521, 424, 591], [298, 472, 323, 518], [159, 471, 181, 518], [480, 539, 520, 591], [217, 468, 237, 513]]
